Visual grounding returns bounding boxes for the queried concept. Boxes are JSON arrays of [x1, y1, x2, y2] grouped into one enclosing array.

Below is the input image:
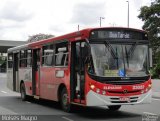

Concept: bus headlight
[[148, 84, 152, 89], [96, 89, 100, 93], [102, 90, 106, 95], [144, 84, 152, 93], [90, 84, 95, 90], [141, 90, 144, 94], [146, 84, 152, 92]]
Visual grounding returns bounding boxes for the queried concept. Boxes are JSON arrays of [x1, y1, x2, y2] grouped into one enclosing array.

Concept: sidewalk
[[152, 91, 160, 99], [152, 79, 160, 99]]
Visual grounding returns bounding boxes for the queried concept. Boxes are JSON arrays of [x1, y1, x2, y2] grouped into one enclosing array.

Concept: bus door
[[13, 53, 19, 91], [70, 41, 86, 103], [32, 49, 40, 96]]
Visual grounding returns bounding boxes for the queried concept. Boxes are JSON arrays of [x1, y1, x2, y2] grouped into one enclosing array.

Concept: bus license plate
[[119, 97, 130, 102]]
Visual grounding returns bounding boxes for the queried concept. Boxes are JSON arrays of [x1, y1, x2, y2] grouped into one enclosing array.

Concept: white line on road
[[143, 112, 158, 115], [152, 98, 160, 101], [0, 106, 18, 115], [62, 116, 74, 121], [25, 101, 31, 104], [1, 91, 7, 93]]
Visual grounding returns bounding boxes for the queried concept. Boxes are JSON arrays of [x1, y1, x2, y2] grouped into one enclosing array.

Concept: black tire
[[108, 105, 121, 111], [60, 87, 72, 112], [20, 83, 28, 101]]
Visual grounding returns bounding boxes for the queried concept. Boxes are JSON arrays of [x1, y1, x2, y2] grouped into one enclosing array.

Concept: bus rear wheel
[[107, 105, 121, 111], [60, 87, 72, 112], [20, 83, 28, 101]]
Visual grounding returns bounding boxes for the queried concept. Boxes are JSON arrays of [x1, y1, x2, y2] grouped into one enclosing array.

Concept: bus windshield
[[90, 42, 148, 77]]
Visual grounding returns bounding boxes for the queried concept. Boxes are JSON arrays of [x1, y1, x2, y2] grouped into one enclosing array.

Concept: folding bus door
[[70, 41, 86, 103], [13, 53, 19, 91], [32, 49, 40, 96]]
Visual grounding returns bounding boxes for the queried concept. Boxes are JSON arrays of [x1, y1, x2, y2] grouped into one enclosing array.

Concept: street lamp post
[[100, 17, 105, 27], [126, 1, 129, 28]]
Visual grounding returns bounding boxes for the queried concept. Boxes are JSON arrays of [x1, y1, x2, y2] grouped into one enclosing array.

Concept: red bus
[[7, 27, 152, 112]]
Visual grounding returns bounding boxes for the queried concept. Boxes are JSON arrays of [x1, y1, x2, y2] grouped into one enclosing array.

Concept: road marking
[[152, 98, 160, 101], [25, 101, 31, 104], [143, 112, 158, 115], [0, 106, 18, 115], [1, 91, 7, 93], [62, 116, 74, 121]]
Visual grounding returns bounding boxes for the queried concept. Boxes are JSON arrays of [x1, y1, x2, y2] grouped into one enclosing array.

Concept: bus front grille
[[105, 80, 146, 85], [108, 90, 140, 94]]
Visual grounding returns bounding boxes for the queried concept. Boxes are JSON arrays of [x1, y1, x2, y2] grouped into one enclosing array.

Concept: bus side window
[[8, 53, 13, 68], [56, 48, 65, 66], [27, 50, 32, 67], [42, 44, 54, 66], [19, 50, 27, 68], [55, 42, 68, 66]]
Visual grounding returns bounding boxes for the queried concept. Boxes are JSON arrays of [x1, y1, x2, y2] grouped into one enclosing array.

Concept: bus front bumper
[[86, 90, 152, 106]]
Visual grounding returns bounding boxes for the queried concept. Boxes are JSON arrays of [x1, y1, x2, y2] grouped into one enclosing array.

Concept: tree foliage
[[27, 33, 54, 43], [138, 0, 160, 64]]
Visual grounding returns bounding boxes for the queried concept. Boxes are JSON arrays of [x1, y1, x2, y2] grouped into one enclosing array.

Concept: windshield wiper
[[125, 46, 129, 67], [124, 41, 138, 68], [104, 40, 117, 59], [104, 40, 120, 69], [128, 41, 138, 58], [124, 41, 138, 75]]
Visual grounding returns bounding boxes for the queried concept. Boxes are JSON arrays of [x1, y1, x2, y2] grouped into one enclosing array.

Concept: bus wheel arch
[[58, 84, 72, 112], [58, 84, 66, 102]]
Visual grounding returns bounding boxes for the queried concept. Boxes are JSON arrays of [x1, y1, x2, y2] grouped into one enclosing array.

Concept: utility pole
[[100, 17, 105, 27], [126, 1, 129, 27]]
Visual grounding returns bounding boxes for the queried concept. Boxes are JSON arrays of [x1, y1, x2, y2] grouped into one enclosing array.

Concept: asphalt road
[[0, 73, 160, 121]]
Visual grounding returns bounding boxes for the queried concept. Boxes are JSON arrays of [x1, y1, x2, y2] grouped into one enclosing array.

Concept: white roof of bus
[[7, 43, 29, 53]]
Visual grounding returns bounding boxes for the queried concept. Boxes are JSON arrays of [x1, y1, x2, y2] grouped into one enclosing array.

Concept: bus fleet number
[[133, 85, 144, 90]]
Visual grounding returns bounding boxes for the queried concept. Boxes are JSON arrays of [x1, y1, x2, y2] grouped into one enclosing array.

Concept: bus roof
[[7, 27, 146, 52], [28, 27, 146, 47], [8, 43, 29, 53]]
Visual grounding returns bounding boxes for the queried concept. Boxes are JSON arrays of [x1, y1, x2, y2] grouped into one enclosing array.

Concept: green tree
[[27, 33, 54, 43], [138, 0, 160, 64]]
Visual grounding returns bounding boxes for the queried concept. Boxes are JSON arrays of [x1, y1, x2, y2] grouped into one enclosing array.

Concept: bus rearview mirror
[[149, 48, 153, 68]]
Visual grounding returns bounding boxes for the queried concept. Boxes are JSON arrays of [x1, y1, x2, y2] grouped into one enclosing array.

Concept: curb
[[152, 91, 160, 99], [152, 96, 160, 99]]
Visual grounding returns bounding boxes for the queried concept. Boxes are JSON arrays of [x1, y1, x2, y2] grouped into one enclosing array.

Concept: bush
[[151, 61, 160, 78]]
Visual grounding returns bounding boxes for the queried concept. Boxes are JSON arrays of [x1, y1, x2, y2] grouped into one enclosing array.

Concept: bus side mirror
[[81, 42, 91, 63], [149, 48, 153, 68]]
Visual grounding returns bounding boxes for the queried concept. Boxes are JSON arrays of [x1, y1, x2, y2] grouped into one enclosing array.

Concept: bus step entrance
[[34, 95, 40, 99]]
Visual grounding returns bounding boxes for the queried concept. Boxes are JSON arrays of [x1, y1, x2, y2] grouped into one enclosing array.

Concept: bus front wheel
[[60, 87, 72, 112], [107, 105, 121, 111], [20, 83, 28, 101]]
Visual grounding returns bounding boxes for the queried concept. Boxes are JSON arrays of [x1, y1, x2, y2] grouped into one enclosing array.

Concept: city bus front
[[85, 28, 152, 109]]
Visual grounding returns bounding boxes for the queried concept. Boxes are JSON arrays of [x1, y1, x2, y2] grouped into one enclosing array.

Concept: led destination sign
[[90, 29, 148, 40], [108, 31, 130, 39]]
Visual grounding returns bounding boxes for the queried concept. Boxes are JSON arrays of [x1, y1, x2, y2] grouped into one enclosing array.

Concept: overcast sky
[[0, 0, 151, 41]]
